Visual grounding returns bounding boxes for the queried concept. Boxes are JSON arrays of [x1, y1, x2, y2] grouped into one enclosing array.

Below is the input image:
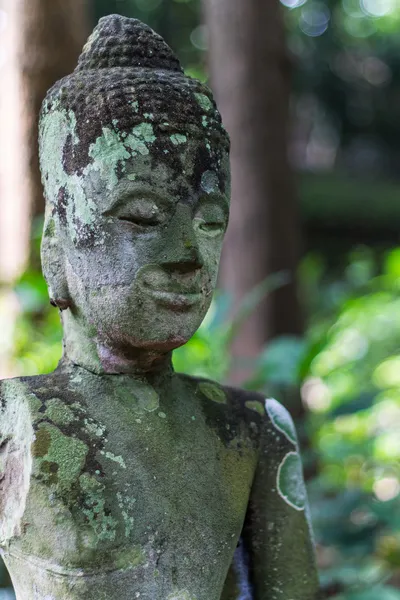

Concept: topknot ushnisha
[[75, 14, 183, 73], [39, 15, 229, 177]]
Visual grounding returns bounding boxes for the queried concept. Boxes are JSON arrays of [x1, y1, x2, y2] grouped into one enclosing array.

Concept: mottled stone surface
[[0, 15, 319, 600]]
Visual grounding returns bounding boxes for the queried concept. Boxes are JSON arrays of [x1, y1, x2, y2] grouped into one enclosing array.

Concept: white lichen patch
[[84, 418, 106, 438], [276, 451, 306, 511], [100, 450, 126, 469], [116, 492, 136, 537], [201, 171, 219, 194], [0, 380, 34, 544], [265, 398, 297, 445]]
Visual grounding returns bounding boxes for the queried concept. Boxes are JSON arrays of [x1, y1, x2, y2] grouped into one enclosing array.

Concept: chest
[[13, 389, 257, 577]]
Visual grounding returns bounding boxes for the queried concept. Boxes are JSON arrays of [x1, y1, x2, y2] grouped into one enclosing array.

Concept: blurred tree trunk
[[0, 0, 87, 378], [204, 0, 303, 385]]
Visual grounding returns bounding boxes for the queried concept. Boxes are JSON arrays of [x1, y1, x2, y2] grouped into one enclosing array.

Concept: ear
[[41, 215, 72, 310]]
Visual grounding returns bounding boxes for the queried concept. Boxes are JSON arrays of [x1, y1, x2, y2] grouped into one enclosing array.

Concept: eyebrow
[[196, 192, 230, 215], [101, 184, 175, 215]]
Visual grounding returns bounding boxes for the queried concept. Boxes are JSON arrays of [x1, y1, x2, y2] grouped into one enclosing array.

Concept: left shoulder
[[178, 372, 266, 418], [178, 373, 297, 445]]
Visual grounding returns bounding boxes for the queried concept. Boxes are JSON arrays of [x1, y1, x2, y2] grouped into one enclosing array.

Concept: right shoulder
[[0, 376, 42, 430], [0, 376, 39, 545]]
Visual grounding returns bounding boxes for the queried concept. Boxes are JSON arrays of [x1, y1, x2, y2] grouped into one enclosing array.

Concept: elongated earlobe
[[41, 216, 71, 312]]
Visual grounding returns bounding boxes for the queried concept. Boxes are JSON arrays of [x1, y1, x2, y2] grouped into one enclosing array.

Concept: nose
[[161, 204, 204, 274]]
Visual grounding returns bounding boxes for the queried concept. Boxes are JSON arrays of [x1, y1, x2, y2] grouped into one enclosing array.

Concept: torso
[[0, 362, 263, 600]]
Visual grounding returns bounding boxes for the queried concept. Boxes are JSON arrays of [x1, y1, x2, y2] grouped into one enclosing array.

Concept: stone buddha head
[[39, 15, 230, 374]]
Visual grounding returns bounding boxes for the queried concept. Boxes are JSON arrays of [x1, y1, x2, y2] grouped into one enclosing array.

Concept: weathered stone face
[[40, 107, 230, 362]]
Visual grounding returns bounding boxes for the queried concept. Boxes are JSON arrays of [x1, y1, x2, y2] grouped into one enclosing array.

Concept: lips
[[139, 267, 205, 310], [148, 289, 203, 310]]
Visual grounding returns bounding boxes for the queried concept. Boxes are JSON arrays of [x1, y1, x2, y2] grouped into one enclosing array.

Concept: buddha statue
[[0, 15, 319, 600]]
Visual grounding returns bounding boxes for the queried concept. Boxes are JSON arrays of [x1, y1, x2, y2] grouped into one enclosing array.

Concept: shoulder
[[178, 372, 265, 415], [0, 376, 35, 429], [0, 374, 51, 426], [0, 376, 41, 545], [177, 373, 298, 447]]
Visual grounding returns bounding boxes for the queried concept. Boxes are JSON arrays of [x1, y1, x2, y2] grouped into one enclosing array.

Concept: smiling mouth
[[148, 289, 203, 310]]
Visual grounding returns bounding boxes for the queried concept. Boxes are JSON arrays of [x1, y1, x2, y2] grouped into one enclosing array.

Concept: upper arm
[[242, 398, 320, 600], [0, 379, 34, 545]]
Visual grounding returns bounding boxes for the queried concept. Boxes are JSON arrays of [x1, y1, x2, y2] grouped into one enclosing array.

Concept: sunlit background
[[2, 0, 400, 598]]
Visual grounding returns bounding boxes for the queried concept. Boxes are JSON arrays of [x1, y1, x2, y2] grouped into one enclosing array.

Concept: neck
[[61, 310, 174, 380]]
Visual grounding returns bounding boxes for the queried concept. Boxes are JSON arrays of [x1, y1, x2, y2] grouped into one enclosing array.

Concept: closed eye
[[194, 218, 226, 236], [119, 214, 160, 226], [105, 197, 165, 228]]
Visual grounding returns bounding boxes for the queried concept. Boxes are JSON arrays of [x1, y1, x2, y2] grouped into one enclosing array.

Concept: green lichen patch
[[198, 382, 227, 405], [45, 398, 76, 426], [112, 545, 145, 570], [125, 122, 156, 156], [115, 380, 159, 414], [138, 385, 160, 412], [194, 92, 213, 113], [34, 423, 88, 489], [245, 400, 264, 416], [27, 392, 43, 416], [79, 473, 118, 542], [170, 133, 187, 145], [277, 451, 306, 511], [88, 126, 131, 190], [265, 398, 297, 445], [40, 460, 59, 484]]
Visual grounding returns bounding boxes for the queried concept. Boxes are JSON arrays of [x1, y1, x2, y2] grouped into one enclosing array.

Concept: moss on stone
[[198, 382, 227, 404], [35, 423, 88, 490], [170, 133, 187, 145], [32, 428, 51, 458], [45, 398, 76, 426], [194, 93, 213, 113], [244, 400, 265, 416]]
